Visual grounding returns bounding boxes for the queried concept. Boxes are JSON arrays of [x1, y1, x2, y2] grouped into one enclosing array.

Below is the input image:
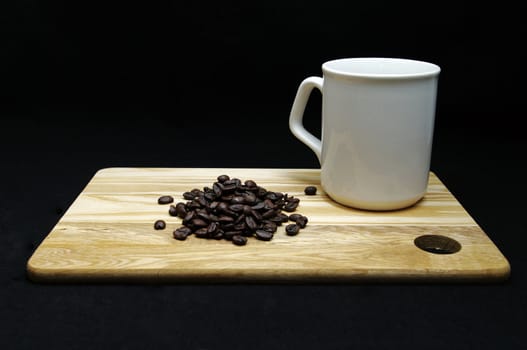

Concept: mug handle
[[289, 77, 323, 164]]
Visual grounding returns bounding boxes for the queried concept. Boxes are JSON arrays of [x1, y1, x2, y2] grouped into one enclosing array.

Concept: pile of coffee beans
[[156, 175, 311, 246]]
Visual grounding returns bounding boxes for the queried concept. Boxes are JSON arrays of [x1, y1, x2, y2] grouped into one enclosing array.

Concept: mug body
[[320, 58, 440, 210]]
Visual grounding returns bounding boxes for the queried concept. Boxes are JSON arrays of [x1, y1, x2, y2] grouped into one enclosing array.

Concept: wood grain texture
[[27, 168, 510, 283]]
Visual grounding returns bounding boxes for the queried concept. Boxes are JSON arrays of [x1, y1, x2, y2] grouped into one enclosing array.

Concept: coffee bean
[[296, 216, 308, 228], [304, 186, 317, 195], [194, 228, 209, 238], [288, 213, 303, 222], [182, 192, 195, 200], [245, 215, 258, 231], [169, 205, 178, 217], [191, 218, 208, 227], [284, 200, 299, 212], [262, 209, 276, 219], [204, 192, 216, 201], [251, 201, 265, 210], [182, 211, 195, 225], [154, 220, 166, 230], [173, 227, 192, 240], [207, 222, 219, 234], [190, 188, 203, 197], [242, 192, 257, 204], [158, 195, 174, 205], [255, 229, 273, 241], [266, 192, 281, 201], [285, 224, 300, 236], [197, 211, 211, 222], [231, 196, 245, 204], [224, 230, 241, 240], [163, 175, 309, 245], [277, 213, 289, 222], [212, 231, 224, 240], [250, 209, 262, 221], [245, 180, 257, 188], [221, 184, 237, 192], [229, 204, 245, 213], [218, 215, 234, 223], [175, 202, 187, 218], [261, 220, 277, 233], [213, 182, 223, 196], [217, 175, 230, 183], [232, 234, 248, 246]]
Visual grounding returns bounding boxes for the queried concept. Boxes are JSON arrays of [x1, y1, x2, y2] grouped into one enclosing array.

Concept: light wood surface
[[27, 168, 510, 283]]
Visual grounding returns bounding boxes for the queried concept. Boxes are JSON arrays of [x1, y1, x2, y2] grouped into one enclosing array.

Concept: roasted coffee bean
[[223, 230, 241, 240], [154, 220, 166, 230], [158, 195, 174, 205], [175, 202, 187, 218], [263, 199, 275, 210], [251, 201, 265, 210], [197, 211, 211, 222], [266, 192, 281, 201], [288, 213, 303, 222], [190, 189, 203, 197], [221, 183, 237, 192], [213, 182, 223, 196], [234, 214, 245, 224], [262, 209, 276, 219], [234, 222, 246, 231], [217, 175, 230, 183], [188, 200, 202, 209], [204, 192, 216, 201], [245, 180, 257, 187], [194, 228, 209, 238], [223, 179, 237, 186], [250, 209, 262, 221], [269, 216, 284, 225], [257, 187, 268, 198], [216, 202, 228, 213], [232, 234, 247, 246], [218, 215, 234, 223], [229, 204, 245, 213], [242, 205, 252, 215], [261, 220, 277, 233], [242, 192, 257, 204], [221, 194, 234, 202], [277, 213, 289, 222], [245, 215, 258, 231], [168, 205, 178, 217], [285, 224, 300, 236], [182, 192, 195, 200], [231, 196, 245, 204], [212, 231, 224, 240], [284, 200, 299, 212], [173, 227, 192, 240], [191, 218, 208, 227], [296, 216, 308, 228], [166, 175, 309, 245], [207, 222, 219, 234], [210, 201, 219, 211], [182, 211, 195, 224], [304, 186, 317, 195], [196, 196, 208, 207], [255, 229, 273, 241]]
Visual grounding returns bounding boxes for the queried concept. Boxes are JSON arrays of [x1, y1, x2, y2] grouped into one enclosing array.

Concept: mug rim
[[322, 57, 441, 80]]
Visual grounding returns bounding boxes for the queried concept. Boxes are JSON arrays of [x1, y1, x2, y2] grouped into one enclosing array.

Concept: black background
[[1, 1, 526, 349]]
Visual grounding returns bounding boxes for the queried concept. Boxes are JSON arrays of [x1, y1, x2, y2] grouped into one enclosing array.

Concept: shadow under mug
[[289, 57, 440, 210]]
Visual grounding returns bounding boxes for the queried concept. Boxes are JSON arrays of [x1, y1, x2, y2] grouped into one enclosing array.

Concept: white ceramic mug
[[289, 57, 440, 210]]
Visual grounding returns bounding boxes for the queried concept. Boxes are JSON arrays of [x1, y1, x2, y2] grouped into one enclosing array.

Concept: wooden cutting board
[[27, 168, 510, 283]]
